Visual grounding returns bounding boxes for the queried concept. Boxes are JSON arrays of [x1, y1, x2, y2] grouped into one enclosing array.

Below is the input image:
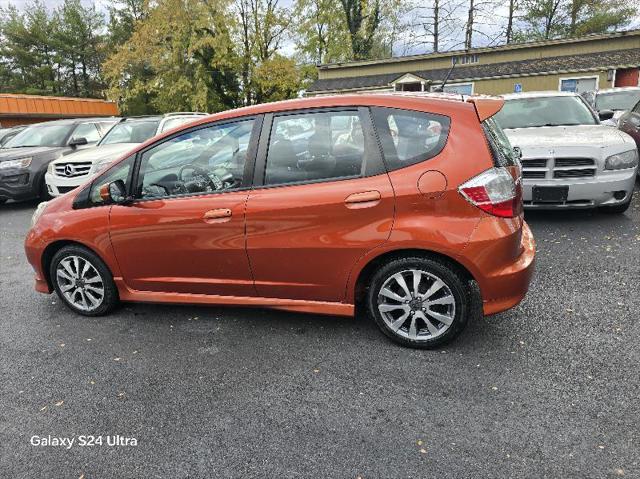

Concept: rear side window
[[482, 117, 518, 167], [371, 107, 450, 171], [72, 123, 101, 143]]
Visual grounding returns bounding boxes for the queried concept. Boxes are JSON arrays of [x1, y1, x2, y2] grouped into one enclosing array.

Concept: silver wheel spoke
[[416, 311, 439, 336], [390, 311, 410, 332], [427, 309, 454, 326], [81, 260, 91, 278], [73, 256, 80, 277], [378, 303, 409, 314], [412, 270, 422, 297], [392, 273, 412, 299], [57, 270, 74, 282], [60, 283, 75, 293], [84, 276, 102, 284], [408, 316, 417, 339], [85, 285, 104, 296], [428, 295, 455, 306], [423, 279, 444, 300], [379, 288, 406, 302], [61, 261, 76, 278]]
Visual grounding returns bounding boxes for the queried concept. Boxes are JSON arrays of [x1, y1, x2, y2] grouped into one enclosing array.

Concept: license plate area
[[532, 186, 569, 203]]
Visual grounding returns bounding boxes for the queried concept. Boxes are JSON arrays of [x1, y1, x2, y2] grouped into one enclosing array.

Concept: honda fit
[[25, 94, 535, 348]]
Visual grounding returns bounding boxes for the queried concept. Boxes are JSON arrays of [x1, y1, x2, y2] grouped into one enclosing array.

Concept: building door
[[560, 77, 597, 93]]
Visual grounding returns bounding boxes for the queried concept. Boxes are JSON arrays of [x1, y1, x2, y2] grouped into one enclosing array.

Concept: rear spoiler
[[465, 96, 504, 122]]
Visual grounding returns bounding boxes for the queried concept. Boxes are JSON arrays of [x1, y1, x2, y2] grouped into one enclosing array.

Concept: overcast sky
[[1, 0, 639, 57]]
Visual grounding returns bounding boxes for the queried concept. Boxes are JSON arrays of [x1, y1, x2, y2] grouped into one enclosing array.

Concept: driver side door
[[108, 117, 261, 296]]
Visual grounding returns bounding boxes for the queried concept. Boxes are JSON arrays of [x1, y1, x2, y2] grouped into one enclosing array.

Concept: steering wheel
[[178, 164, 217, 191]]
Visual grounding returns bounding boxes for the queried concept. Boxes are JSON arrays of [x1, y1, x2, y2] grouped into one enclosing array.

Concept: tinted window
[[482, 117, 518, 167], [4, 123, 73, 148], [371, 107, 450, 171], [494, 96, 597, 129], [89, 156, 134, 205], [265, 111, 365, 185], [100, 120, 160, 145], [71, 123, 101, 143], [136, 119, 254, 199]]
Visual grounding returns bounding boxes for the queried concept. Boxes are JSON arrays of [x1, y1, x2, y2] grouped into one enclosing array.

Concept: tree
[[517, 0, 568, 40], [567, 0, 637, 36], [505, 0, 518, 43], [252, 55, 302, 103], [340, 0, 381, 60], [107, 0, 148, 48]]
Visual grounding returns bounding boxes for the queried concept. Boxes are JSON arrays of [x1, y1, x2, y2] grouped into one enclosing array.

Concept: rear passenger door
[[245, 107, 394, 303]]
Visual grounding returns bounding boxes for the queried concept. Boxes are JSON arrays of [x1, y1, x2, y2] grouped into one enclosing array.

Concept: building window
[[395, 82, 424, 92], [559, 75, 598, 93], [451, 54, 479, 66]]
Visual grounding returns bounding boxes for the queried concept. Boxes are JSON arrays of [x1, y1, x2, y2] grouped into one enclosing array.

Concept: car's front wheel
[[50, 245, 119, 316], [367, 256, 471, 349]]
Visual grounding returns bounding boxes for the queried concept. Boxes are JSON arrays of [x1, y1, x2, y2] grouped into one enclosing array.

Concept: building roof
[[318, 28, 640, 70], [308, 48, 640, 94], [0, 94, 119, 118]]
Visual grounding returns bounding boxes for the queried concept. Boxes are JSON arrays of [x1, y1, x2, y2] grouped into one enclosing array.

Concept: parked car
[[0, 125, 26, 147], [0, 118, 118, 203], [25, 94, 535, 349], [495, 91, 638, 213], [617, 97, 640, 165], [45, 112, 207, 197], [587, 87, 640, 126]]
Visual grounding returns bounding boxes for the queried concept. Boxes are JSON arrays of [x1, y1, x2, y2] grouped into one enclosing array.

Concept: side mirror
[[598, 109, 614, 121], [69, 137, 88, 147], [99, 179, 129, 204]]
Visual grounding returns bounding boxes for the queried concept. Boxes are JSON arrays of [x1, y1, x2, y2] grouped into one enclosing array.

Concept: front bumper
[[0, 166, 42, 201], [44, 172, 85, 197], [523, 167, 637, 209]]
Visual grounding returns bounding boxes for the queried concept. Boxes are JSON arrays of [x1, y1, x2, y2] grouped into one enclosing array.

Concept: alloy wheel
[[377, 269, 456, 341], [55, 255, 105, 312]]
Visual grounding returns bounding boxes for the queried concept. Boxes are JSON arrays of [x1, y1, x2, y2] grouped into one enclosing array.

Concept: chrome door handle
[[203, 208, 232, 223], [344, 190, 381, 209]]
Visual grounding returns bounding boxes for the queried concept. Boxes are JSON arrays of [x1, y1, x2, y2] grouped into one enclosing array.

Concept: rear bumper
[[522, 167, 637, 209], [481, 222, 535, 315]]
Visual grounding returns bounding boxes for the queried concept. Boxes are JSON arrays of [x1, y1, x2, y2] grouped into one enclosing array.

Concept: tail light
[[459, 167, 522, 218]]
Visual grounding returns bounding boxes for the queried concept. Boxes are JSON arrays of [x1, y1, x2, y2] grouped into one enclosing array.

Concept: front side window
[[264, 110, 365, 185], [494, 96, 597, 129], [89, 156, 134, 205], [4, 123, 74, 148], [71, 123, 101, 143], [136, 119, 254, 199], [596, 91, 640, 111], [372, 107, 450, 172], [100, 120, 160, 145]]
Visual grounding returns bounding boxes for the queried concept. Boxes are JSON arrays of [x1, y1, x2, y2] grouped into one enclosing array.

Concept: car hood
[[50, 143, 139, 165], [0, 146, 67, 161], [504, 125, 632, 148]]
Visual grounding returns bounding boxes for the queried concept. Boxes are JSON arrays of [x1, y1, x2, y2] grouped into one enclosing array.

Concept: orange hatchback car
[[25, 94, 535, 348]]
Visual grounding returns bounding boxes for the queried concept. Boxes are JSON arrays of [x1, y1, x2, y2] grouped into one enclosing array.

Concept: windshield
[[4, 123, 73, 148], [595, 91, 640, 111], [100, 120, 160, 145], [494, 96, 597, 129], [160, 116, 201, 133]]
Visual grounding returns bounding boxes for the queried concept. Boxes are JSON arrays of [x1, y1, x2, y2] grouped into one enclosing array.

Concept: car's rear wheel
[[367, 257, 471, 349], [50, 245, 119, 316]]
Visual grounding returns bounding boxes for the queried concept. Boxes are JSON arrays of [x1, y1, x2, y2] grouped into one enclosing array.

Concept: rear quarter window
[[371, 107, 450, 171], [482, 117, 518, 167]]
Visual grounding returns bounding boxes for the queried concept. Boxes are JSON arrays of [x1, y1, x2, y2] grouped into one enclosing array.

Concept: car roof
[[25, 117, 121, 127], [501, 91, 578, 100], [596, 86, 640, 94]]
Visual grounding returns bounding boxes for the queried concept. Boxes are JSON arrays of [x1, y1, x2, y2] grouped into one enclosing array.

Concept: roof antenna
[[432, 60, 456, 92]]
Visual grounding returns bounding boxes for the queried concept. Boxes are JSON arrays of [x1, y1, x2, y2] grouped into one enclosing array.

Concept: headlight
[[31, 201, 49, 227], [47, 161, 56, 174], [605, 150, 639, 170], [0, 157, 32, 169]]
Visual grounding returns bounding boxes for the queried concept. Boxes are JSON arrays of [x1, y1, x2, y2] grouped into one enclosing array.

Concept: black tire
[[50, 245, 119, 316], [366, 256, 473, 349], [600, 196, 632, 214], [39, 178, 51, 201], [0, 198, 7, 204]]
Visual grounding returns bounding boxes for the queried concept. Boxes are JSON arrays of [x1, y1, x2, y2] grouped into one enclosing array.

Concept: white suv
[[45, 112, 207, 196], [494, 91, 638, 213]]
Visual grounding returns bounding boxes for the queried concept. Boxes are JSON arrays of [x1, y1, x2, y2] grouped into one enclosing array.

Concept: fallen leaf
[[54, 400, 64, 406], [417, 440, 423, 446], [40, 406, 47, 412], [419, 448, 427, 454], [113, 357, 121, 362]]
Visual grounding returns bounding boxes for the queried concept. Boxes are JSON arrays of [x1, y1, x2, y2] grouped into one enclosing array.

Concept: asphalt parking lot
[[1, 183, 639, 478]]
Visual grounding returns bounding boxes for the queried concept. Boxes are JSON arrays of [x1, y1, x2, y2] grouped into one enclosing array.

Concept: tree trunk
[[433, 0, 439, 52], [506, 0, 515, 43], [465, 0, 474, 49]]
